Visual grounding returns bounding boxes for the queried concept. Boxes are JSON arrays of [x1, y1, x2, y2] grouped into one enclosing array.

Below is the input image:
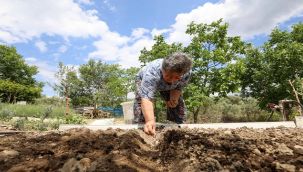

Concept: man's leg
[[159, 91, 186, 124], [133, 80, 145, 123]]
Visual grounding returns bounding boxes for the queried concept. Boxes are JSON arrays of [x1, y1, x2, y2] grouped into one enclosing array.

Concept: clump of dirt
[[0, 127, 303, 171]]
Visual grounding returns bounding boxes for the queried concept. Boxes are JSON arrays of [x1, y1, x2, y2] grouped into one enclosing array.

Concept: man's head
[[162, 52, 192, 83]]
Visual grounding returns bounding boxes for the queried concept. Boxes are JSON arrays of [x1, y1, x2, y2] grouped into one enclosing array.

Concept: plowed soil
[[0, 127, 303, 172]]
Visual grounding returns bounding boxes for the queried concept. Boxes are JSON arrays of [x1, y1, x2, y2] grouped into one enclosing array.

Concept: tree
[[184, 19, 248, 122], [139, 35, 183, 66], [78, 60, 126, 107], [123, 67, 140, 94], [241, 22, 303, 108], [53, 62, 78, 114], [0, 45, 42, 103], [54, 60, 134, 108]]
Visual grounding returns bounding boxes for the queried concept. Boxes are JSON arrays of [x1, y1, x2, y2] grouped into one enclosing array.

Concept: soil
[[0, 127, 303, 172]]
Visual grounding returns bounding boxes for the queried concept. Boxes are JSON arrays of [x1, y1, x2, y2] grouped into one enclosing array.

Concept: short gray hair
[[162, 52, 192, 74]]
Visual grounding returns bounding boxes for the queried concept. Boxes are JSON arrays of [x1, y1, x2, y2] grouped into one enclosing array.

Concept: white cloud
[[35, 41, 47, 52], [25, 57, 57, 83], [89, 35, 154, 68], [76, 0, 94, 5], [25, 57, 37, 62], [131, 28, 149, 40], [167, 0, 303, 43], [0, 0, 109, 43], [103, 0, 116, 12], [58, 45, 68, 53], [151, 28, 171, 38]]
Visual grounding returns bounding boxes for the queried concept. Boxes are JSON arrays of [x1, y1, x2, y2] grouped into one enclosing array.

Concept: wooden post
[[289, 80, 303, 116], [65, 85, 69, 115]]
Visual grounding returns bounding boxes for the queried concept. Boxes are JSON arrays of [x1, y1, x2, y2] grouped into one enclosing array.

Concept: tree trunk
[[289, 80, 303, 116], [7, 93, 11, 103], [193, 106, 201, 123]]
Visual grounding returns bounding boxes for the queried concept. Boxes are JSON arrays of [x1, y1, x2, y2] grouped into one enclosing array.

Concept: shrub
[[64, 114, 85, 124], [12, 118, 25, 130], [0, 108, 16, 120]]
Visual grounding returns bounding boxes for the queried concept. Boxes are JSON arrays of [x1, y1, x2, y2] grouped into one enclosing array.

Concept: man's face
[[162, 70, 182, 84]]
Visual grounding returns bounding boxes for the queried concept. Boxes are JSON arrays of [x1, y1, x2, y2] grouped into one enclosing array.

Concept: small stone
[[61, 136, 70, 141], [112, 150, 119, 154], [205, 157, 222, 170], [276, 144, 293, 156], [223, 130, 232, 135], [253, 148, 262, 156], [275, 162, 296, 172], [0, 150, 19, 157], [50, 143, 57, 147], [80, 158, 91, 170], [294, 145, 303, 155]]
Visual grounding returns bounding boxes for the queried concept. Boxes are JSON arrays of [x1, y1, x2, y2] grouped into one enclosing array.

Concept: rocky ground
[[0, 127, 303, 172]]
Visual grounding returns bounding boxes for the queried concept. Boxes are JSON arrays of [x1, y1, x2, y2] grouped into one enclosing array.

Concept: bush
[[191, 96, 278, 123], [0, 103, 74, 119], [34, 96, 66, 106], [0, 108, 16, 120], [12, 118, 25, 130], [64, 114, 85, 124]]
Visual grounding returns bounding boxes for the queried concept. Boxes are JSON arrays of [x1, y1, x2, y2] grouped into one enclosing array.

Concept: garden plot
[[0, 127, 303, 171]]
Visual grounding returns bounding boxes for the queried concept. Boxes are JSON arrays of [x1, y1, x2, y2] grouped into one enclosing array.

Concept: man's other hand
[[166, 99, 178, 108], [144, 119, 156, 136]]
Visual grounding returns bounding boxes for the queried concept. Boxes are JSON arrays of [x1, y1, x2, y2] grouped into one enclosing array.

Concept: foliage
[[34, 96, 65, 106], [12, 118, 25, 130], [9, 117, 79, 131], [184, 19, 249, 122], [241, 23, 303, 108], [0, 103, 73, 119], [123, 67, 140, 94], [54, 60, 139, 107], [40, 106, 53, 122], [0, 103, 85, 130], [64, 114, 85, 124], [185, 96, 280, 123], [0, 80, 42, 103], [0, 108, 16, 121], [139, 35, 183, 66], [0, 45, 43, 103]]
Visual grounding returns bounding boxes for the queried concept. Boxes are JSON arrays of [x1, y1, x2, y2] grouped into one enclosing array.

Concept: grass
[[0, 103, 69, 119], [0, 103, 86, 131]]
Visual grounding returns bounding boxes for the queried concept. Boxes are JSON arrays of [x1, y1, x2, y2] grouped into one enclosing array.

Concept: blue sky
[[0, 0, 302, 96]]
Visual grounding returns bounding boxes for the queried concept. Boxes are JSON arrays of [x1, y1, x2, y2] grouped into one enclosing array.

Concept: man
[[133, 52, 192, 135]]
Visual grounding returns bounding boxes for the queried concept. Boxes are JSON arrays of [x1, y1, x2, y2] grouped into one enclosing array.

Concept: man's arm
[[141, 98, 156, 135], [166, 90, 181, 108]]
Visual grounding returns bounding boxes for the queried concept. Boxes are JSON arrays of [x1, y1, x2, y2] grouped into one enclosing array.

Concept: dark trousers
[[133, 81, 186, 124]]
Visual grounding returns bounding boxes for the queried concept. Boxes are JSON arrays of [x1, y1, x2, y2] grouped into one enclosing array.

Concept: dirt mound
[[0, 127, 303, 171]]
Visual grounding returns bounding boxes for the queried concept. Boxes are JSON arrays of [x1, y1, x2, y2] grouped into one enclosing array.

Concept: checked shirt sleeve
[[138, 72, 159, 100]]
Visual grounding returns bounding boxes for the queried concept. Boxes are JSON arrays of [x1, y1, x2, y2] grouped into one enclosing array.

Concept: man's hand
[[166, 99, 178, 108], [166, 90, 181, 108], [144, 119, 156, 136]]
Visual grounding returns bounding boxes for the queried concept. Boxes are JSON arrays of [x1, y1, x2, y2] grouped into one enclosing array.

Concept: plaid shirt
[[136, 59, 191, 99]]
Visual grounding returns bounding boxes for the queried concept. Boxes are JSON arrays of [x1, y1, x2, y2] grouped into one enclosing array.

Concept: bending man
[[133, 52, 192, 135]]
